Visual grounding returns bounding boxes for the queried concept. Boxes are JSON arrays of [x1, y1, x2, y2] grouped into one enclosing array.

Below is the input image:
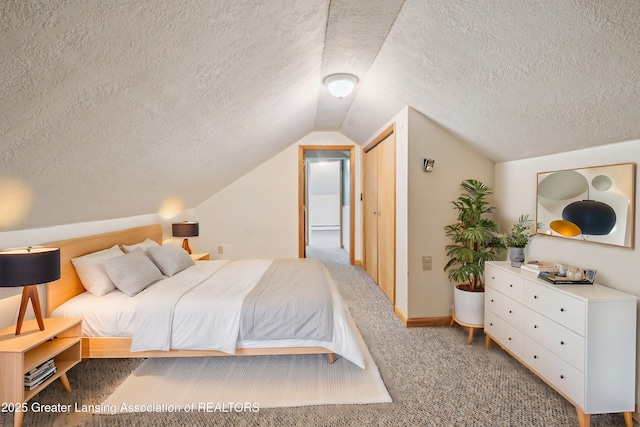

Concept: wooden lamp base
[[16, 285, 45, 335], [181, 238, 192, 254]]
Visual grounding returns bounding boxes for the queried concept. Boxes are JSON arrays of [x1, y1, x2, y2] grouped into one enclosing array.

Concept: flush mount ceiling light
[[324, 73, 358, 98]]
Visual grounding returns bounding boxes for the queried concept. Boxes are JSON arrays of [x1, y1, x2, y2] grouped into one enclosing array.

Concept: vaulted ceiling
[[2, 0, 639, 231]]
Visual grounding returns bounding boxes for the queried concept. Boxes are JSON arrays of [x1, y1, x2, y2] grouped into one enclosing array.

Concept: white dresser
[[484, 261, 637, 427]]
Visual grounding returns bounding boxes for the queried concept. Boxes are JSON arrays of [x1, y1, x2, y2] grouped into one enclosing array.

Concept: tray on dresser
[[538, 269, 597, 285]]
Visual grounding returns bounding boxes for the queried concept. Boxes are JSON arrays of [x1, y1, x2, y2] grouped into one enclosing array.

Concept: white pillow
[[102, 248, 163, 297], [123, 238, 159, 254], [71, 245, 124, 296], [147, 242, 195, 277]]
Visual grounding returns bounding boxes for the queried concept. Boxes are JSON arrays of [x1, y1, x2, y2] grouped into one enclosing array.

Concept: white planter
[[453, 285, 484, 326]]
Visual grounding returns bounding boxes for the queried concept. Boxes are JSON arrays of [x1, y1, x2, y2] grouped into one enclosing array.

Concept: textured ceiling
[[1, 0, 639, 231], [342, 0, 640, 159]]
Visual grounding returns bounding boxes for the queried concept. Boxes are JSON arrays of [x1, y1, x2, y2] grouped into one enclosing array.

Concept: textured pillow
[[123, 238, 159, 254], [102, 248, 163, 297], [71, 245, 124, 296], [147, 242, 195, 277]]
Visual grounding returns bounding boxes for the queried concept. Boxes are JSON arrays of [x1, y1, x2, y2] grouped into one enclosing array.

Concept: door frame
[[298, 145, 355, 265]]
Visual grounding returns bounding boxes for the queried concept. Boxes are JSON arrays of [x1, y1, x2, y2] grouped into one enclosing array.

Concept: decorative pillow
[[147, 242, 195, 277], [102, 248, 163, 297], [123, 238, 160, 254], [71, 245, 124, 296]]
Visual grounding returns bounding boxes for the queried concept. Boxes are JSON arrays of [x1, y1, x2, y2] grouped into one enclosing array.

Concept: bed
[[45, 224, 365, 368]]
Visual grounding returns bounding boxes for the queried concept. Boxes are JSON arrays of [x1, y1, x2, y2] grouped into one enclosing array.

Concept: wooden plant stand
[[450, 312, 483, 345]]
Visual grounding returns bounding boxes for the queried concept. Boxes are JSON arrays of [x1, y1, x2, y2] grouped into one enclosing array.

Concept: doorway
[[298, 145, 355, 264]]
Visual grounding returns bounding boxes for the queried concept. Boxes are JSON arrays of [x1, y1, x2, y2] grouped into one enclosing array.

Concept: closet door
[[364, 146, 379, 282], [363, 129, 395, 303]]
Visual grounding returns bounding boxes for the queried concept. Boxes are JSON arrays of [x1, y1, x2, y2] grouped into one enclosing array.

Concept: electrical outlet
[[217, 246, 223, 254], [422, 256, 432, 271]]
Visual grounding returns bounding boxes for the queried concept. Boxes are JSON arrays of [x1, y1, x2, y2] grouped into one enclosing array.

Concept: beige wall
[[193, 131, 362, 260], [495, 139, 639, 294], [363, 107, 495, 320], [406, 108, 494, 318]]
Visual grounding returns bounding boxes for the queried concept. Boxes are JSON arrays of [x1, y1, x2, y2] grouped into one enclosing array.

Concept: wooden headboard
[[45, 224, 163, 315]]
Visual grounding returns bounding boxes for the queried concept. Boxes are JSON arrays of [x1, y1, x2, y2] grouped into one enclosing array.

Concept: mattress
[[51, 260, 366, 368]]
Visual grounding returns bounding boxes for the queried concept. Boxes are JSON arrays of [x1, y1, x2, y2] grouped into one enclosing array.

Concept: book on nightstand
[[24, 358, 56, 390]]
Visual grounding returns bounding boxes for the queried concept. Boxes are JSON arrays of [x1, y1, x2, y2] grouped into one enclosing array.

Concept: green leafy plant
[[443, 179, 504, 292], [503, 214, 537, 248]]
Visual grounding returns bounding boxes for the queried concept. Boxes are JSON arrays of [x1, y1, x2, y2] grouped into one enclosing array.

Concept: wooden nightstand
[[190, 253, 210, 261], [0, 318, 82, 427]]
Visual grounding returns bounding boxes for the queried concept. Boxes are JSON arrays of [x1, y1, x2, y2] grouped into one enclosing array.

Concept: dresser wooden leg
[[576, 407, 590, 427], [485, 334, 491, 350], [623, 411, 633, 427]]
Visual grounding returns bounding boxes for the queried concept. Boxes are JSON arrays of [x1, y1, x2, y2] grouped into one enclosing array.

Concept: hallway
[[306, 229, 349, 266]]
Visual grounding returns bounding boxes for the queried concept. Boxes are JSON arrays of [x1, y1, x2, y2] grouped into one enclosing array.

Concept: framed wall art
[[536, 163, 635, 248]]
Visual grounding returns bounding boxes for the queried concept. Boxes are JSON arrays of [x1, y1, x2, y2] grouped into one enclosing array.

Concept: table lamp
[[172, 221, 199, 254], [0, 247, 60, 335]]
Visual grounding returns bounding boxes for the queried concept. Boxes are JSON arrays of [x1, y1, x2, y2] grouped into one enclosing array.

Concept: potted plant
[[502, 214, 536, 267], [444, 179, 504, 327]]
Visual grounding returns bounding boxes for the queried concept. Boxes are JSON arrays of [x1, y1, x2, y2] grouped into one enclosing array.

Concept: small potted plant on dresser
[[444, 179, 504, 339], [502, 214, 537, 267]]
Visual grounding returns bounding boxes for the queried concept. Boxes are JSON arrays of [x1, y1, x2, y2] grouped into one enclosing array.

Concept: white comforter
[[51, 260, 366, 368]]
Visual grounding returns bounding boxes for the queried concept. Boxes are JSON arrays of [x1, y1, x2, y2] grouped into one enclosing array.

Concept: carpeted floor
[[1, 246, 633, 426]]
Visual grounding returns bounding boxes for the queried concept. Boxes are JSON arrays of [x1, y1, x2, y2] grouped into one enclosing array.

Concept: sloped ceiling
[[1, 0, 639, 231]]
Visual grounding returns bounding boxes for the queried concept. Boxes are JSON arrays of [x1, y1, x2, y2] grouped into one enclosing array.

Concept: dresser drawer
[[524, 308, 585, 372], [524, 337, 585, 408], [485, 310, 523, 358], [486, 287, 524, 332], [524, 281, 586, 335], [485, 264, 525, 303]]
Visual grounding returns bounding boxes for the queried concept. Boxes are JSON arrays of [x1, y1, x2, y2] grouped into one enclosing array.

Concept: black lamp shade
[[172, 221, 199, 238], [562, 200, 616, 235], [0, 247, 61, 287]]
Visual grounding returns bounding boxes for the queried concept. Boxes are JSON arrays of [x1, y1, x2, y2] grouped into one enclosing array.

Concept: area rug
[[101, 329, 391, 413]]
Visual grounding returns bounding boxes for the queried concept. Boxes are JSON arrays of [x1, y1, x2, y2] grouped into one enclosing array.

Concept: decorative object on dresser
[[171, 221, 199, 254], [0, 247, 60, 335], [538, 269, 597, 285], [502, 214, 537, 267], [444, 180, 504, 343], [519, 260, 558, 275], [484, 261, 636, 427], [536, 163, 635, 248], [0, 318, 82, 427]]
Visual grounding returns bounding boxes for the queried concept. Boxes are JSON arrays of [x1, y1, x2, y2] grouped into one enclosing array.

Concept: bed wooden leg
[[327, 353, 335, 364]]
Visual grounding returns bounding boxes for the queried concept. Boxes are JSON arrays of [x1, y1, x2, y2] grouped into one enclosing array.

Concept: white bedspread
[[51, 260, 366, 368], [162, 259, 272, 353]]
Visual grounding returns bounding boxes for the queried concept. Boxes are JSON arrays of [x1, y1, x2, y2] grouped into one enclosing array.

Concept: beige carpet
[[101, 330, 390, 413]]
